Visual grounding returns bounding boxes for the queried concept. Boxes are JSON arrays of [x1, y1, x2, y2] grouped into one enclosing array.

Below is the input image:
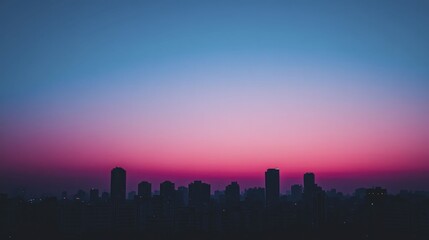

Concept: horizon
[[2, 166, 428, 198], [1, 1, 429, 197]]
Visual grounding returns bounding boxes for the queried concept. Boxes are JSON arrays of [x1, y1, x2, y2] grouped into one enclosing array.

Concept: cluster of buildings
[[1, 167, 428, 240], [107, 167, 322, 208]]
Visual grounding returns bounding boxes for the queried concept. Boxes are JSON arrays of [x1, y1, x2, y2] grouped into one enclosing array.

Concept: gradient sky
[[1, 0, 429, 196]]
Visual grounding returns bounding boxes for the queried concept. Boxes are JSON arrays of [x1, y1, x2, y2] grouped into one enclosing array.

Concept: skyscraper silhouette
[[138, 181, 152, 199], [304, 172, 315, 199], [189, 180, 210, 206], [160, 181, 175, 200], [110, 167, 126, 202], [225, 181, 240, 206], [265, 168, 280, 207]]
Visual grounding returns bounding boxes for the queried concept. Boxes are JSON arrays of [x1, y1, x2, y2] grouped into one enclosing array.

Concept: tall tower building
[[265, 168, 280, 207], [110, 167, 126, 202], [160, 181, 175, 200], [225, 181, 240, 205], [304, 172, 315, 195], [189, 180, 210, 206], [138, 181, 152, 199]]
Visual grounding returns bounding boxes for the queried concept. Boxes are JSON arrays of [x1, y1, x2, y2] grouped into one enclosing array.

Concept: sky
[[1, 0, 429, 196]]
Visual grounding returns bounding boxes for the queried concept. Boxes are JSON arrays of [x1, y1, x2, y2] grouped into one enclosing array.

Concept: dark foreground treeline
[[1, 191, 428, 240]]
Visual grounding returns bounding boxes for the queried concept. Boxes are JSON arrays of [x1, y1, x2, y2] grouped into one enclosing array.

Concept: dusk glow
[[1, 1, 428, 195]]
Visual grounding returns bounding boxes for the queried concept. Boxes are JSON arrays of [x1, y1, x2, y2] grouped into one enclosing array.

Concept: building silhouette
[[138, 181, 152, 200], [304, 172, 315, 196], [265, 168, 280, 207], [302, 173, 327, 227], [160, 181, 175, 200], [2, 166, 429, 240], [110, 167, 126, 202], [189, 180, 210, 206], [313, 185, 326, 227], [225, 182, 240, 206]]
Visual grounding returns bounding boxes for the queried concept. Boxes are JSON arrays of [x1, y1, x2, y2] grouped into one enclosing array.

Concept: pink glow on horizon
[[2, 95, 427, 173], [1, 65, 428, 194]]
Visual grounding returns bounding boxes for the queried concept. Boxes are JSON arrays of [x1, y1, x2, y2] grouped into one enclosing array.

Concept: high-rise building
[[189, 180, 210, 206], [313, 185, 326, 226], [265, 168, 280, 207], [225, 182, 240, 205], [110, 167, 126, 202], [138, 181, 152, 199], [160, 181, 175, 200], [304, 172, 315, 195]]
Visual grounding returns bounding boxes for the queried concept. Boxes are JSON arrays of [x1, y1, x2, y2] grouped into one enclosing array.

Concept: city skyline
[[3, 166, 427, 240], [2, 163, 428, 197], [2, 166, 399, 201], [1, 1, 428, 239], [1, 1, 429, 197], [3, 166, 426, 200]]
